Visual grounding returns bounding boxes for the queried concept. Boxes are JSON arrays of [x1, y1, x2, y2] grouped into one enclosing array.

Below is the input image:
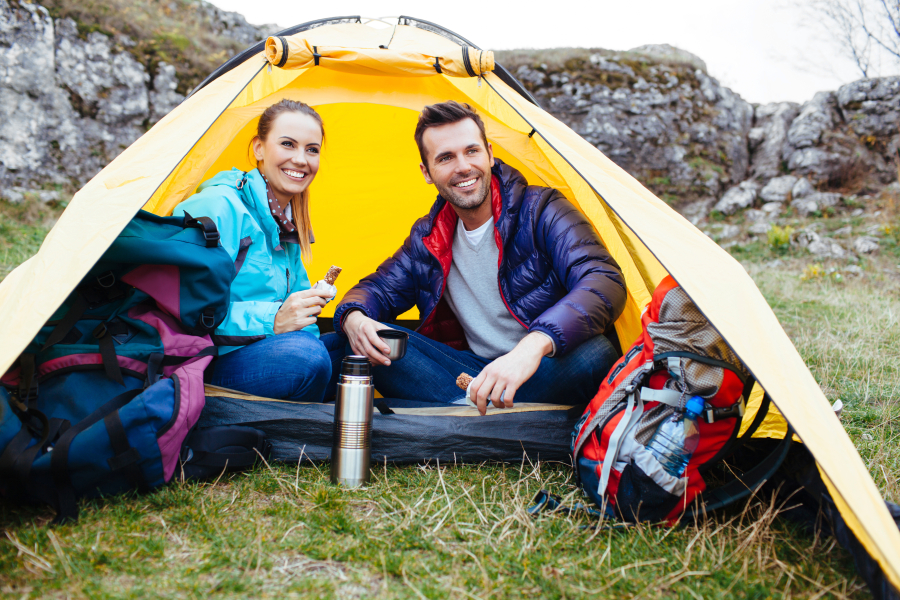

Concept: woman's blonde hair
[[255, 99, 324, 262]]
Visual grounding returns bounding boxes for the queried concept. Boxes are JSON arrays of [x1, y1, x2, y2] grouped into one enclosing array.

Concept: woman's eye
[[307, 147, 319, 154], [281, 141, 293, 148]]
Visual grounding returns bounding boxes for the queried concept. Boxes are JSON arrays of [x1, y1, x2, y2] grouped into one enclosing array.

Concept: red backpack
[[570, 276, 784, 522]]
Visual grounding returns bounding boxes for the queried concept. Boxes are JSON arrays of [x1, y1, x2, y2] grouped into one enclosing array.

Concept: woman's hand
[[343, 310, 393, 365], [273, 288, 334, 334]]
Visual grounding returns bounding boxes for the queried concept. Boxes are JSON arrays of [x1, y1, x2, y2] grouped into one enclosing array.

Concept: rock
[[149, 62, 184, 122], [851, 208, 864, 216], [791, 177, 814, 199], [745, 208, 768, 222], [844, 265, 863, 275], [808, 239, 846, 259], [837, 77, 900, 139], [513, 45, 753, 207], [806, 191, 842, 208], [761, 201, 783, 214], [681, 197, 715, 225], [759, 175, 798, 203], [832, 226, 853, 237], [854, 236, 880, 254], [750, 102, 800, 179], [714, 181, 758, 215], [787, 91, 836, 149], [719, 224, 741, 240], [0, 0, 268, 191], [749, 222, 772, 235], [0, 186, 58, 203], [793, 229, 820, 248], [628, 44, 708, 72], [791, 198, 819, 217]]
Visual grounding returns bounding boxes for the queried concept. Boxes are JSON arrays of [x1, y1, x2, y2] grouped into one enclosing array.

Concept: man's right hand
[[343, 311, 393, 366]]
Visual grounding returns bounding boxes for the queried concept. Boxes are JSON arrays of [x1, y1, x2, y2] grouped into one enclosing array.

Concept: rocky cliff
[[500, 46, 899, 228], [0, 0, 269, 201], [1, 1, 898, 235]]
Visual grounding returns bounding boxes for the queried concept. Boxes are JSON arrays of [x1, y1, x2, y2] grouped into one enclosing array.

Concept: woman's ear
[[251, 136, 264, 163]]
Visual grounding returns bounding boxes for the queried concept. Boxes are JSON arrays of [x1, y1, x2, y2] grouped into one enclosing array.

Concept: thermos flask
[[330, 355, 374, 487]]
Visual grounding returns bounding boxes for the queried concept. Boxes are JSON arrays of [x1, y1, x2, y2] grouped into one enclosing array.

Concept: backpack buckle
[[96, 271, 116, 288], [703, 398, 746, 423], [92, 322, 109, 339], [199, 308, 216, 330]]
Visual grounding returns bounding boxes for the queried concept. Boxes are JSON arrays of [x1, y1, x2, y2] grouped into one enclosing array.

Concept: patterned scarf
[[261, 172, 300, 246]]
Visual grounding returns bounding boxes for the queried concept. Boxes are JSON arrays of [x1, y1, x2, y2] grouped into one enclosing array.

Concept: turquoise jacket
[[173, 168, 318, 353]]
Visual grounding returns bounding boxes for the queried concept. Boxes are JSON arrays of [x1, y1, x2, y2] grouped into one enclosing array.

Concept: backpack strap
[[50, 388, 144, 523], [91, 321, 126, 386], [689, 425, 794, 518], [182, 211, 220, 248]]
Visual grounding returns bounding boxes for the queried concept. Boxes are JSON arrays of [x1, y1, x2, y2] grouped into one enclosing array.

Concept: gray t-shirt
[[444, 218, 527, 359]]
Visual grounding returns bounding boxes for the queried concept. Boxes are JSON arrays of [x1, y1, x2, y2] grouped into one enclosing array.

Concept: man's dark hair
[[414, 101, 489, 170]]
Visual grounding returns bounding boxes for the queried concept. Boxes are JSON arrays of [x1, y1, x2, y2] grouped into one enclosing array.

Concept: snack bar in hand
[[313, 265, 342, 302], [457, 371, 504, 410]]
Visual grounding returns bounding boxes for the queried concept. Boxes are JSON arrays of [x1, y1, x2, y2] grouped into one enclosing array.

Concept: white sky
[[208, 0, 899, 105]]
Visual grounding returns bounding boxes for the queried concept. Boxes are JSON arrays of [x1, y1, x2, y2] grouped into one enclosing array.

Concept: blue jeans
[[210, 331, 346, 402], [370, 325, 620, 405]]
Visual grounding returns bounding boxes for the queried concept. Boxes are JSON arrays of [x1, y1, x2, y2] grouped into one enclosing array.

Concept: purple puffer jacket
[[334, 160, 626, 356]]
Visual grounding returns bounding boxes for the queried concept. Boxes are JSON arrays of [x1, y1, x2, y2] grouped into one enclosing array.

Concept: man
[[334, 101, 626, 414]]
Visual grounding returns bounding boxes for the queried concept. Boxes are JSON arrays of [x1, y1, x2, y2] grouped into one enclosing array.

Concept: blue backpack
[[0, 210, 245, 521]]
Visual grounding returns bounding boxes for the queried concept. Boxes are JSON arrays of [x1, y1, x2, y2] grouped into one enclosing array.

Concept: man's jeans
[[371, 325, 619, 405], [210, 331, 346, 401]]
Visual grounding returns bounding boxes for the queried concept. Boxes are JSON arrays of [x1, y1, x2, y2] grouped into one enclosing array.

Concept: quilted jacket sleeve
[[333, 234, 421, 336], [528, 190, 626, 355]]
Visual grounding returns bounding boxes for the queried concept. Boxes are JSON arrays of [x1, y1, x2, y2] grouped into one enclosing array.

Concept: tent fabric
[[199, 387, 579, 463], [264, 30, 494, 77], [0, 20, 897, 588]]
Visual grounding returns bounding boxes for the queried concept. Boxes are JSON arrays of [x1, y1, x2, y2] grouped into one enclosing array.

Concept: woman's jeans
[[371, 325, 619, 405], [210, 331, 346, 402]]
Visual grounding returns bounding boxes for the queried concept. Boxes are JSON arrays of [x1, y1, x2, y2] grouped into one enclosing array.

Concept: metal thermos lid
[[341, 355, 371, 377]]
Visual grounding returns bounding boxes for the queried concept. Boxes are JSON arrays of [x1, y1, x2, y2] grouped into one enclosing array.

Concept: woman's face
[[253, 111, 323, 204]]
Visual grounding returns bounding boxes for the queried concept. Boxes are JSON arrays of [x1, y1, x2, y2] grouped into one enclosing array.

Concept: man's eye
[[439, 156, 450, 162]]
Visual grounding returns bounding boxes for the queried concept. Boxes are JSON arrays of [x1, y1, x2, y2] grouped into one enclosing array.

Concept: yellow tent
[[0, 16, 896, 590]]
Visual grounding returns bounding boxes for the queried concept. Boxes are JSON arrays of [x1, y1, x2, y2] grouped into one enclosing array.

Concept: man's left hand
[[469, 332, 553, 416]]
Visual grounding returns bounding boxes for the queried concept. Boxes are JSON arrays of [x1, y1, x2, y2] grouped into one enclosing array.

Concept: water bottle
[[330, 356, 374, 488], [646, 395, 705, 477]]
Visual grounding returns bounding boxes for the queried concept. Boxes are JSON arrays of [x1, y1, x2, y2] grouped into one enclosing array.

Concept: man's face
[[420, 119, 494, 210]]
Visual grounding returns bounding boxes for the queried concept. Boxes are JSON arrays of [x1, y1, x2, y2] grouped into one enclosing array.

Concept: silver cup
[[377, 329, 408, 361], [330, 356, 374, 488]]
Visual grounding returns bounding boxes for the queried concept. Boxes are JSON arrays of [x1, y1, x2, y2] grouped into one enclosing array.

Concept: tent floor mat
[[199, 385, 582, 464]]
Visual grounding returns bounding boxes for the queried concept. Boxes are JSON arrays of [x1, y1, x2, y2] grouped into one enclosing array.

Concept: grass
[[0, 198, 68, 282], [3, 196, 900, 598], [0, 462, 869, 599]]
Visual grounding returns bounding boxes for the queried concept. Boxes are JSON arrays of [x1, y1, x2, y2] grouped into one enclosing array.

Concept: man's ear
[[420, 163, 434, 185], [251, 136, 264, 163], [488, 142, 495, 167]]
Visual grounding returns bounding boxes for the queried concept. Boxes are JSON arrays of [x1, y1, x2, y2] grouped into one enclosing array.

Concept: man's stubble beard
[[437, 169, 491, 212]]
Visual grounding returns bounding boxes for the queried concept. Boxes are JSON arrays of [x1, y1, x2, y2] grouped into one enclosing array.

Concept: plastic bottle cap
[[685, 395, 705, 417], [341, 355, 371, 377]]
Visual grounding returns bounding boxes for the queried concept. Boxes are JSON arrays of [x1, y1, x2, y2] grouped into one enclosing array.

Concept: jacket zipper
[[286, 268, 291, 297]]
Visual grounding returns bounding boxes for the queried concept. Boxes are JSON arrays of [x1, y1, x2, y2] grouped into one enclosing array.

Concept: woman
[[174, 99, 342, 401]]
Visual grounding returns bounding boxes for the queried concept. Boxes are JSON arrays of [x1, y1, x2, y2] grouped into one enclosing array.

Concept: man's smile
[[454, 177, 478, 189]]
